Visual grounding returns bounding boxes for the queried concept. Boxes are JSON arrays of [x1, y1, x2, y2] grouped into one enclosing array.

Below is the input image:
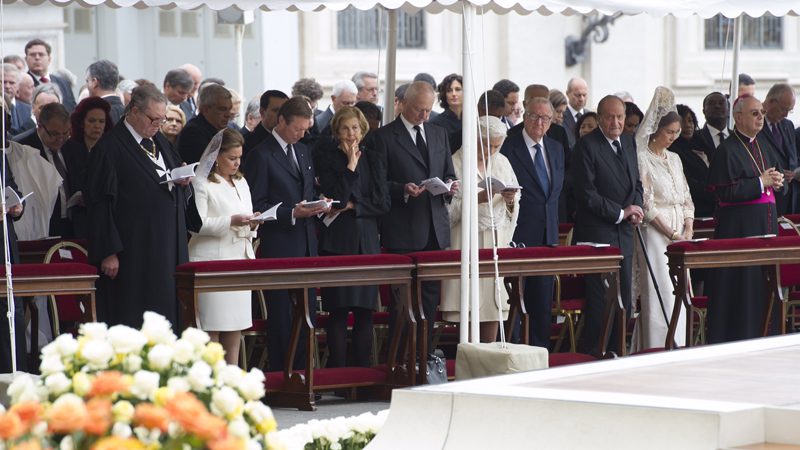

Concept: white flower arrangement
[[266, 410, 389, 450]]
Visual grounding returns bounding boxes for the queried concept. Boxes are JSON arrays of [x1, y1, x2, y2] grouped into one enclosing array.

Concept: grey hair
[[351, 71, 377, 90], [525, 96, 554, 114], [87, 60, 120, 91], [245, 97, 261, 120], [332, 80, 358, 97], [478, 115, 508, 141], [2, 63, 21, 82], [125, 83, 167, 114], [403, 81, 435, 102], [117, 79, 137, 95], [32, 83, 62, 104], [766, 83, 794, 101], [198, 83, 232, 110]]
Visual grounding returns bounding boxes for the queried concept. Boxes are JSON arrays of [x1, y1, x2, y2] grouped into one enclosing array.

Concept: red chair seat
[[7, 263, 97, 277], [177, 254, 413, 273], [244, 319, 267, 332], [692, 296, 709, 309], [372, 311, 390, 325], [409, 246, 621, 264], [264, 367, 386, 391], [548, 352, 597, 367], [558, 298, 586, 311]]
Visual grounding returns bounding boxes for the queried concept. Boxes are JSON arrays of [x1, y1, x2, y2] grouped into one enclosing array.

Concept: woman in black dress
[[430, 73, 463, 152], [314, 106, 390, 367]]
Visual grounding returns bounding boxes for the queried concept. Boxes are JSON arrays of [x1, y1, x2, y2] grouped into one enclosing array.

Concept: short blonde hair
[[165, 104, 186, 125], [331, 106, 369, 138]]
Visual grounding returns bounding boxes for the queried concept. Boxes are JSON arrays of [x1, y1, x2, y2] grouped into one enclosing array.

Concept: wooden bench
[[408, 245, 624, 383], [18, 239, 89, 264], [174, 253, 416, 411], [666, 236, 800, 349]]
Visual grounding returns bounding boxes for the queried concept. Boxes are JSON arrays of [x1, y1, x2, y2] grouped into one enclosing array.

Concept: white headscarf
[[191, 130, 225, 187]]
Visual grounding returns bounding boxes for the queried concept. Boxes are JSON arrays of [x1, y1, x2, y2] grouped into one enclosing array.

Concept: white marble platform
[[368, 335, 800, 450]]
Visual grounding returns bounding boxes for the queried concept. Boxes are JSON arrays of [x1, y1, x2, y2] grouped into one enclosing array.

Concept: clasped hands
[[761, 167, 784, 190], [0, 204, 23, 222], [624, 205, 644, 226]]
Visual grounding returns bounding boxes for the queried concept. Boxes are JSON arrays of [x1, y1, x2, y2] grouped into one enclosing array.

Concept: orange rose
[[89, 371, 130, 398], [90, 437, 146, 450], [48, 395, 89, 434], [208, 436, 247, 450], [84, 398, 113, 436], [189, 413, 228, 441], [164, 392, 227, 441], [10, 402, 43, 433], [0, 411, 24, 440], [133, 403, 170, 432], [10, 439, 43, 450]]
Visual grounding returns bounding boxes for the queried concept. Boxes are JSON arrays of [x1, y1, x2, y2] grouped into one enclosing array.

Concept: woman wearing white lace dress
[[631, 87, 695, 352], [440, 116, 520, 343]]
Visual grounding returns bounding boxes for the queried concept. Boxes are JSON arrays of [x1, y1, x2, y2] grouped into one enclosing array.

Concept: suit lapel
[[595, 133, 630, 190], [269, 139, 301, 180], [115, 124, 163, 186], [393, 120, 426, 169], [511, 134, 538, 186]]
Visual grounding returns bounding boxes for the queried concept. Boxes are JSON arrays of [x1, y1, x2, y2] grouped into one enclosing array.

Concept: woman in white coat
[[188, 128, 259, 364]]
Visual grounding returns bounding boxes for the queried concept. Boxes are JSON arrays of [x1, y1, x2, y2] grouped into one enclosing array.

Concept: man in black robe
[[87, 84, 192, 328], [707, 95, 784, 344]]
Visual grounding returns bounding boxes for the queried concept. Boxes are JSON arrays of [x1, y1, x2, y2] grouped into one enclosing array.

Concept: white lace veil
[[192, 130, 225, 187], [634, 86, 678, 154]]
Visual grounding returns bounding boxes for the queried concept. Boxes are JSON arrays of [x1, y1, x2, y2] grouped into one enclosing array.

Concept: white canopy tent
[[1, 0, 794, 371]]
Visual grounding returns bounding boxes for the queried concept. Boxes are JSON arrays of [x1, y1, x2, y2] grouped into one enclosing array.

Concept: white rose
[[112, 422, 133, 439], [246, 439, 262, 450], [238, 369, 266, 401], [7, 374, 41, 403], [32, 421, 48, 438], [108, 325, 148, 354], [211, 386, 244, 418], [141, 312, 176, 345], [42, 334, 79, 358], [228, 418, 250, 438], [218, 364, 244, 389], [72, 372, 92, 397], [81, 339, 114, 369], [112, 400, 135, 423], [181, 327, 210, 349], [172, 339, 195, 365], [40, 354, 66, 376], [59, 435, 74, 450], [130, 370, 160, 400], [123, 354, 143, 372], [244, 400, 274, 424], [45, 373, 72, 395], [147, 344, 175, 371], [187, 361, 213, 391], [79, 322, 108, 340], [166, 376, 191, 392]]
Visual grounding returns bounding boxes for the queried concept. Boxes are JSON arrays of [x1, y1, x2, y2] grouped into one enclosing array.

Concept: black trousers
[[265, 288, 317, 372], [578, 252, 633, 355], [0, 296, 27, 373], [524, 275, 555, 348]]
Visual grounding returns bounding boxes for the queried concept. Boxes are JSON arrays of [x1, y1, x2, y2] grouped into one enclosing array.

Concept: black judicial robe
[[706, 130, 780, 344], [87, 121, 190, 328], [0, 158, 26, 373]]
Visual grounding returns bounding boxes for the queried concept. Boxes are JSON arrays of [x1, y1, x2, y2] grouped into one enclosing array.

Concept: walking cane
[[634, 225, 679, 349]]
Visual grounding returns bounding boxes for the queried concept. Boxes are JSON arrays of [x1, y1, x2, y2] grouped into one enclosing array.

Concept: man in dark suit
[[178, 63, 202, 121], [375, 81, 458, 355], [572, 95, 643, 355], [163, 69, 194, 115], [493, 79, 520, 129], [24, 39, 76, 112], [761, 84, 798, 215], [32, 103, 76, 237], [242, 90, 288, 159], [314, 80, 358, 138], [87, 84, 191, 328], [242, 97, 328, 371], [3, 63, 33, 135], [562, 77, 589, 149], [240, 97, 261, 137], [86, 60, 125, 124], [176, 84, 232, 164], [500, 97, 565, 347]]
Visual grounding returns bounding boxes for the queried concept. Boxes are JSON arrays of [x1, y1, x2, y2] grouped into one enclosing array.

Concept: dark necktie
[[575, 112, 583, 122], [533, 143, 550, 195], [140, 138, 157, 159], [413, 125, 429, 164], [717, 132, 725, 148], [612, 140, 625, 166], [49, 149, 69, 193], [189, 97, 197, 115], [771, 123, 784, 149], [286, 144, 301, 176]]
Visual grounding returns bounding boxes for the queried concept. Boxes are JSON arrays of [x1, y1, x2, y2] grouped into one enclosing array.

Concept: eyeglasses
[[525, 113, 552, 123], [40, 124, 70, 139], [140, 110, 167, 125]]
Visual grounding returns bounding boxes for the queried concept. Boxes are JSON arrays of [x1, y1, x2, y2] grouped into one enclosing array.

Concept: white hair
[[478, 115, 507, 141], [332, 80, 358, 97]]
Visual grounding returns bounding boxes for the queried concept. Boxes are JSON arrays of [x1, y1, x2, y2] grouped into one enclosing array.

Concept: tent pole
[[383, 8, 398, 123], [460, 1, 479, 344], [729, 15, 742, 129], [235, 23, 245, 124]]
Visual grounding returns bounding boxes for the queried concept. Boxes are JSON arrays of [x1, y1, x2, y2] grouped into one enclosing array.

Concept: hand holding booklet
[[420, 177, 457, 196], [252, 202, 282, 222], [301, 199, 339, 209], [160, 162, 199, 184], [4, 186, 33, 209], [478, 176, 522, 192]]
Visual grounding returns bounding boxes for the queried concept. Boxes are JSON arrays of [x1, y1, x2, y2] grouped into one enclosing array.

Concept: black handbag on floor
[[426, 349, 447, 384]]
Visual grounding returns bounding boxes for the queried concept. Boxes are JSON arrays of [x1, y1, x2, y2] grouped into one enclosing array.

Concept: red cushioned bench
[[175, 253, 416, 411], [665, 235, 800, 349], [407, 245, 624, 382]]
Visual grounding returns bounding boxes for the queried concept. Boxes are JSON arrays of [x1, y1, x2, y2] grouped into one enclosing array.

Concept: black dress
[[0, 157, 26, 373], [706, 130, 780, 343], [61, 138, 90, 239], [430, 108, 462, 153], [315, 134, 389, 311]]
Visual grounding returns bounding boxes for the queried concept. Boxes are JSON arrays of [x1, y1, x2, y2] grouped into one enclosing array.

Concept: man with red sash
[[707, 95, 784, 343]]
